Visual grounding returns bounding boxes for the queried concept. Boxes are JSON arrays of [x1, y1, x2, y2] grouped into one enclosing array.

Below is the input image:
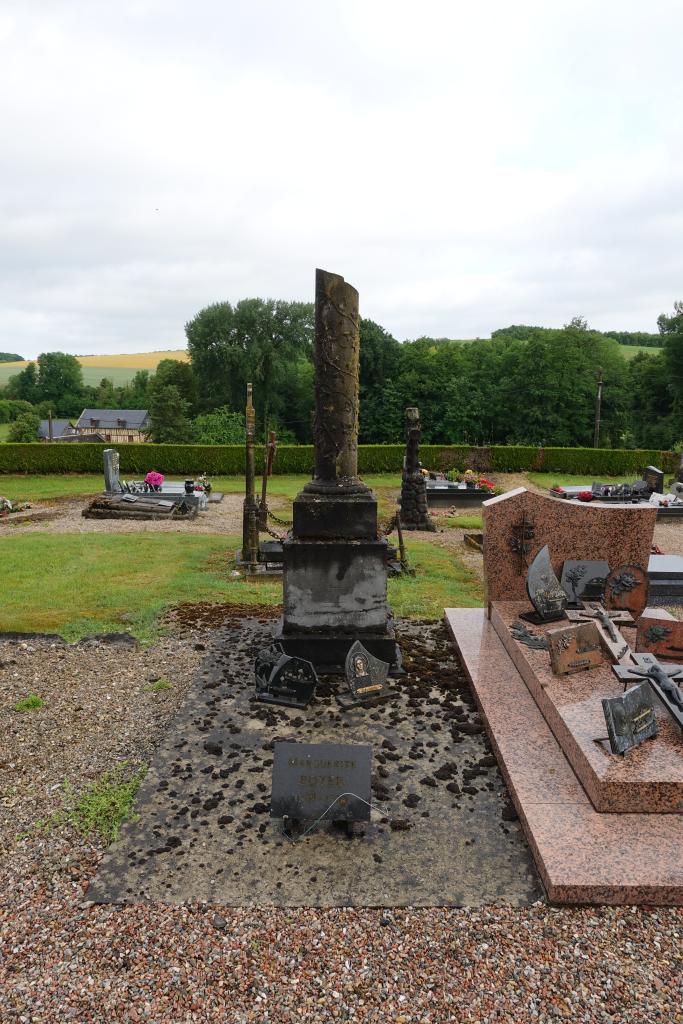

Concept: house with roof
[[37, 419, 78, 442], [74, 409, 150, 443]]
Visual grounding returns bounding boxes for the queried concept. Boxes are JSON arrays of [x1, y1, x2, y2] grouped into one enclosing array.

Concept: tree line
[[1, 302, 682, 449]]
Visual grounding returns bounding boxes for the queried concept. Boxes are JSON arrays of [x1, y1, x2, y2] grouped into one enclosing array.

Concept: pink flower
[[145, 471, 164, 487]]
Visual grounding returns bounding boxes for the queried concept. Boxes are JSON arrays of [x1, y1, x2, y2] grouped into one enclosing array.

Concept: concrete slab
[[89, 618, 542, 907]]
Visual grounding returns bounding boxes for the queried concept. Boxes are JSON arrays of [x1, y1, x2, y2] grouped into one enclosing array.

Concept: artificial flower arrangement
[[577, 490, 594, 501], [144, 471, 165, 491]]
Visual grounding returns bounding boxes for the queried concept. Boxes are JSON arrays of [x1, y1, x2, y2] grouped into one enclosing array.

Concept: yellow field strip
[[1, 350, 190, 370]]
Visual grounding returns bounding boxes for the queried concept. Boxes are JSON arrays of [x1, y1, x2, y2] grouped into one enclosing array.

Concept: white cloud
[[1, 0, 683, 357]]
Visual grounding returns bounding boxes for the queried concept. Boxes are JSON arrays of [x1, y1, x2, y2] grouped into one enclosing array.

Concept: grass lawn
[[527, 472, 635, 489], [446, 513, 483, 529], [0, 473, 402, 507], [0, 474, 104, 501], [0, 423, 10, 442], [0, 532, 482, 641]]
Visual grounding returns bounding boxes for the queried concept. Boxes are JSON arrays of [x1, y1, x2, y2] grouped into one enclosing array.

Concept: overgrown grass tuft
[[61, 762, 147, 843], [145, 678, 172, 692], [14, 693, 44, 712]]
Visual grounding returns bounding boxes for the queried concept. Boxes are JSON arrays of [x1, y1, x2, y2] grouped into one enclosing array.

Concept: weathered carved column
[[293, 270, 376, 539], [306, 270, 366, 492], [278, 269, 399, 673]]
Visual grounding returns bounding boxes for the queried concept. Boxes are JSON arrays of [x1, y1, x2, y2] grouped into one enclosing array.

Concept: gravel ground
[[2, 478, 683, 1020], [0, 492, 247, 535], [1, 616, 682, 1022]]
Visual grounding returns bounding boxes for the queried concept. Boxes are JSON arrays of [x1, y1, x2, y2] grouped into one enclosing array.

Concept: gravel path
[[1, 621, 682, 1022]]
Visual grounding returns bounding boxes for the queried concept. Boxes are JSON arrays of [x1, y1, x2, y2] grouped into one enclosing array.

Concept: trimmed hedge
[[0, 441, 678, 478]]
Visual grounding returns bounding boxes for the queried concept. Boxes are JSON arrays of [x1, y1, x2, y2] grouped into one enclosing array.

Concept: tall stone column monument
[[277, 269, 400, 672]]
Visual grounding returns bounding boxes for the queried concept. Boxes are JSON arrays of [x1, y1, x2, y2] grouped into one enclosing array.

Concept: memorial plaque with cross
[[612, 653, 683, 731], [271, 741, 372, 823], [565, 601, 634, 663]]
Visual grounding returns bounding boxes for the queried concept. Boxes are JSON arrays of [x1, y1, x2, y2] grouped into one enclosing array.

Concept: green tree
[[359, 319, 402, 442], [8, 410, 40, 442], [94, 377, 117, 407], [36, 352, 83, 405], [147, 384, 192, 443], [0, 352, 23, 362], [117, 370, 151, 409], [185, 298, 314, 430], [152, 359, 197, 413], [5, 362, 39, 404], [658, 301, 683, 438], [193, 407, 245, 444]]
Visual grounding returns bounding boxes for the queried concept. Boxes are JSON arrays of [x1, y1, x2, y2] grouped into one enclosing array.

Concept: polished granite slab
[[490, 601, 683, 814], [482, 488, 655, 606], [445, 607, 683, 905]]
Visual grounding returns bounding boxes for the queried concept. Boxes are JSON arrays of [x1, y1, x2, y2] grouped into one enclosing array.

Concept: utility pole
[[593, 368, 603, 448]]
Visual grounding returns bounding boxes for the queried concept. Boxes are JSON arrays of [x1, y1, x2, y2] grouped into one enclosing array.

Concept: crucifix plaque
[[565, 601, 633, 663], [612, 653, 683, 731]]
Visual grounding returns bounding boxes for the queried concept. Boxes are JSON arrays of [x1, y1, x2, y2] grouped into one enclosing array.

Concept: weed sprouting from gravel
[[60, 762, 147, 843], [23, 763, 147, 843], [14, 693, 44, 712], [146, 678, 172, 693]]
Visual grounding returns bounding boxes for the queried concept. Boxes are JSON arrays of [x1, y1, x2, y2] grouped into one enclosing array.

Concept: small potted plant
[[464, 469, 477, 489]]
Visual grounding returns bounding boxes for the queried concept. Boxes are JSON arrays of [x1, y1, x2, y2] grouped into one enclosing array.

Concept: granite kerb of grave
[[491, 601, 683, 814]]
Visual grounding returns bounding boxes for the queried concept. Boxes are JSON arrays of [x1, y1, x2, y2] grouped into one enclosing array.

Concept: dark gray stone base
[[87, 618, 542, 907], [282, 538, 390, 635], [292, 491, 378, 539]]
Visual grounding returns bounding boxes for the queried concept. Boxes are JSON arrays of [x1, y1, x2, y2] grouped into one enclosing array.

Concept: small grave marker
[[613, 654, 683, 731], [604, 564, 649, 619], [336, 641, 390, 709], [560, 559, 609, 605], [546, 621, 603, 675], [636, 615, 683, 661], [602, 683, 658, 755], [271, 741, 372, 823], [254, 644, 318, 708], [521, 544, 568, 624], [565, 602, 633, 663]]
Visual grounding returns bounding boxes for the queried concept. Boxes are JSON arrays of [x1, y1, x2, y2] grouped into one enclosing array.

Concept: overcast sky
[[2, 0, 683, 358]]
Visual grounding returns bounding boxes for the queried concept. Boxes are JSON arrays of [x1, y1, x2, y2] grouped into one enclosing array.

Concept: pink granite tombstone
[[482, 488, 656, 610]]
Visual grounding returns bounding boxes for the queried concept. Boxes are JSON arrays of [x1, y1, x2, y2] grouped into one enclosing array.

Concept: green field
[[618, 345, 663, 360], [0, 423, 9, 442]]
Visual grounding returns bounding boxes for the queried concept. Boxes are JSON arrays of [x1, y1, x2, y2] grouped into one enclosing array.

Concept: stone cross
[[565, 601, 633, 662]]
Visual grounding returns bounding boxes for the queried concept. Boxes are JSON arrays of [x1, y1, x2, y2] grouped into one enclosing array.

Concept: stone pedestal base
[[278, 536, 400, 672], [293, 491, 378, 540]]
